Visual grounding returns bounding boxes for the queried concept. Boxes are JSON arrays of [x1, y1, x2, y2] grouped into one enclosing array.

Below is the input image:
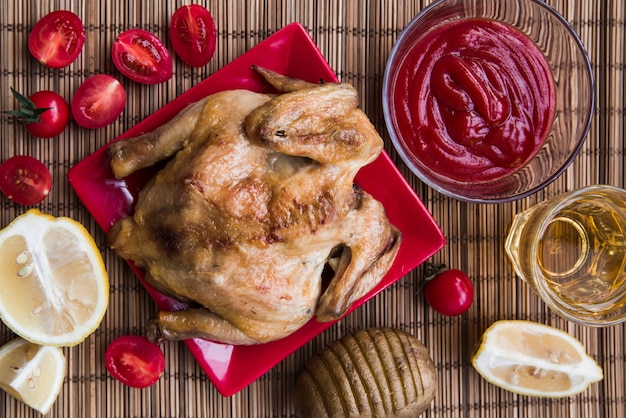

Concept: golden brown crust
[[107, 68, 401, 345], [294, 328, 437, 417]]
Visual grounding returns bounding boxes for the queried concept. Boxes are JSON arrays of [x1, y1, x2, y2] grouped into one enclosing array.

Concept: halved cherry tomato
[[28, 10, 85, 68], [112, 29, 173, 84], [71, 74, 126, 129], [4, 89, 70, 138], [0, 155, 52, 206], [105, 335, 165, 388], [423, 267, 474, 316], [170, 5, 216, 68]]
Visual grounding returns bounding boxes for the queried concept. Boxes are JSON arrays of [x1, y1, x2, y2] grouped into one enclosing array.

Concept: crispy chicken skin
[[107, 66, 401, 345]]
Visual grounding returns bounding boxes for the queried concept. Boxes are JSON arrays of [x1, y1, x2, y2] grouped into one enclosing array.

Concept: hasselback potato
[[294, 328, 437, 417]]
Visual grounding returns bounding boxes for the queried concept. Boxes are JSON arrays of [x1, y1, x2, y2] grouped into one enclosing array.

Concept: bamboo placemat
[[1, 0, 624, 417]]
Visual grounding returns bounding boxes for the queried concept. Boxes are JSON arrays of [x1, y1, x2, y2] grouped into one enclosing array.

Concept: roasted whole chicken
[[107, 66, 401, 345]]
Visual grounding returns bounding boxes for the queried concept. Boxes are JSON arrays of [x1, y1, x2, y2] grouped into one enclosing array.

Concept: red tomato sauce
[[393, 18, 556, 182]]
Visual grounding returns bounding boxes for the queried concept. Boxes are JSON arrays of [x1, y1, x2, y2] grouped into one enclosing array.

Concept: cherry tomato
[[0, 155, 52, 206], [112, 29, 173, 84], [4, 88, 70, 138], [170, 5, 216, 68], [423, 268, 474, 316], [105, 335, 165, 389], [28, 10, 85, 68], [71, 74, 126, 129]]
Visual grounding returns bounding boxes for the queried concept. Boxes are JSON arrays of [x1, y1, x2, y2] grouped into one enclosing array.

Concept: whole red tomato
[[423, 265, 474, 316], [4, 88, 70, 138]]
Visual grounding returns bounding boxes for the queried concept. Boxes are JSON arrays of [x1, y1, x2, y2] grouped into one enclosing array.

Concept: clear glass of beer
[[505, 185, 626, 326]]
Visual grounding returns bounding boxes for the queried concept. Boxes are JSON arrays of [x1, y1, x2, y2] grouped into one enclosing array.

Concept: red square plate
[[68, 22, 445, 396]]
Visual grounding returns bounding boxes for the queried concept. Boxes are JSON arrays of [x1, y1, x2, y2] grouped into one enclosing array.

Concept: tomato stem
[[416, 262, 447, 294], [3, 88, 51, 124], [424, 262, 447, 281]]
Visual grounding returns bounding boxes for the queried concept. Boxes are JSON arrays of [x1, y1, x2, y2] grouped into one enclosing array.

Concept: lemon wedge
[[0, 209, 109, 346], [0, 337, 66, 414], [471, 320, 603, 397]]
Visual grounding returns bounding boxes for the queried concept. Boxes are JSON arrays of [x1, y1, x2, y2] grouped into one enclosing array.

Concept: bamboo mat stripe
[[1, 1, 625, 417]]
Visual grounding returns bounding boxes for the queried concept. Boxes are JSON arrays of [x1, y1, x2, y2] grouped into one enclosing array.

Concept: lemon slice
[[0, 337, 66, 414], [0, 209, 109, 346], [471, 320, 603, 397]]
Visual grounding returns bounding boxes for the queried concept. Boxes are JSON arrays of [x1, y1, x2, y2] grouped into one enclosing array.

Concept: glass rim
[[382, 0, 595, 204]]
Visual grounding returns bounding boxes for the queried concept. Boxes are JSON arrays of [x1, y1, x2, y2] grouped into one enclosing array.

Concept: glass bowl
[[383, 0, 594, 203]]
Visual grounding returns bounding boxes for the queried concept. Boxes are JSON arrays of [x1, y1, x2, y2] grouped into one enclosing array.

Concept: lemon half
[[471, 320, 603, 397], [0, 337, 66, 414], [0, 209, 109, 346]]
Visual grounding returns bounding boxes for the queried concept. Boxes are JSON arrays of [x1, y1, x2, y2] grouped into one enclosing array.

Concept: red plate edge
[[68, 22, 445, 396]]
